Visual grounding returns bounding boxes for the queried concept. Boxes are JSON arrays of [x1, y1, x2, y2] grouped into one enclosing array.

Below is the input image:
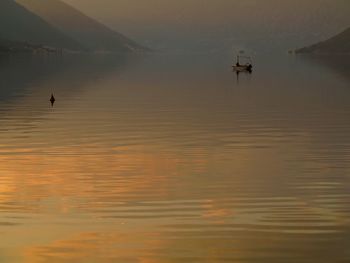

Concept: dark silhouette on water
[[50, 93, 55, 107], [232, 55, 253, 73]]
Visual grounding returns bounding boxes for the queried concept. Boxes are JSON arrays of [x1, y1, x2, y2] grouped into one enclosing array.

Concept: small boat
[[232, 55, 253, 73]]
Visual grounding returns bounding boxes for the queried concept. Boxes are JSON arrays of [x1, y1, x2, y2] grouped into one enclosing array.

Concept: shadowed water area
[[0, 52, 349, 262]]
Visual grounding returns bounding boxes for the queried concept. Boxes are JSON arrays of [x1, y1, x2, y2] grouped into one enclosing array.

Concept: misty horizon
[[63, 0, 350, 52]]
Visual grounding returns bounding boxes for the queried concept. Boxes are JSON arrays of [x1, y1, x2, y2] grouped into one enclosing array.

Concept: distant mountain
[[0, 0, 83, 51], [296, 27, 350, 54], [16, 0, 147, 52]]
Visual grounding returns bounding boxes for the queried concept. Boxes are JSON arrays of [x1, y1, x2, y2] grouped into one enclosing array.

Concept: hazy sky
[[63, 0, 350, 51]]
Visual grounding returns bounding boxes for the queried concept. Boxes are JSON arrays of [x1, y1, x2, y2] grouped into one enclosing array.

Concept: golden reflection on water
[[0, 54, 350, 262]]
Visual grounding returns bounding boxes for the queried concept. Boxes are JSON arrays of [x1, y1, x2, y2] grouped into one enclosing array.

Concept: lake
[[0, 52, 349, 262]]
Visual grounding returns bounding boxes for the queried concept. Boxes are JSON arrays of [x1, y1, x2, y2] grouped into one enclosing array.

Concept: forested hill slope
[[296, 27, 350, 54], [0, 0, 83, 51], [16, 0, 147, 52]]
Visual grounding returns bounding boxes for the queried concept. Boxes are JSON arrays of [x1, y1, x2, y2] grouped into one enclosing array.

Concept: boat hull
[[232, 65, 252, 72]]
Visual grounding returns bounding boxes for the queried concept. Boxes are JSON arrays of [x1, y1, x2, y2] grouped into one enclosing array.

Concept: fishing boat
[[232, 55, 253, 72]]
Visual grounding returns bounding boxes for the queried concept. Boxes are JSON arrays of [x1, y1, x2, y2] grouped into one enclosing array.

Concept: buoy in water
[[50, 94, 55, 106]]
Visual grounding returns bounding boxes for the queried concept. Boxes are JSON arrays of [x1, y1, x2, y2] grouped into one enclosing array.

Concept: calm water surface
[[0, 53, 349, 262]]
